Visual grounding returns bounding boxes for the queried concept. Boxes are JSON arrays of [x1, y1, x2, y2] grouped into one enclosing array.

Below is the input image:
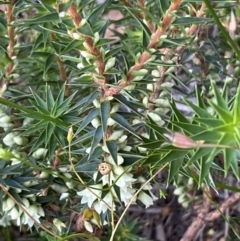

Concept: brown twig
[[50, 33, 70, 96], [104, 0, 183, 97], [181, 191, 240, 241], [68, 3, 107, 91], [148, 2, 207, 108]]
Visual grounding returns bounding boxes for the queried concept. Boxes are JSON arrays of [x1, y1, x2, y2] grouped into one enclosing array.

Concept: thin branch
[[104, 0, 183, 97], [68, 3, 107, 90], [0, 183, 61, 240], [181, 192, 240, 241]]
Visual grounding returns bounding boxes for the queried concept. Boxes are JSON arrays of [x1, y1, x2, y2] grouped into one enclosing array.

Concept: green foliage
[[0, 0, 239, 240]]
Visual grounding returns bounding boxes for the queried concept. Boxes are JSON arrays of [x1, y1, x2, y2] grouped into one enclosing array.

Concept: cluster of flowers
[[77, 99, 159, 232], [0, 104, 45, 228]]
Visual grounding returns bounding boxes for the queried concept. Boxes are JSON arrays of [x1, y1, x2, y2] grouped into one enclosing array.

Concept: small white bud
[[91, 117, 101, 128], [142, 96, 149, 107], [39, 171, 49, 179], [173, 186, 185, 196], [147, 84, 154, 91], [22, 117, 33, 126], [117, 135, 127, 143], [154, 98, 170, 107], [107, 117, 116, 126], [93, 32, 100, 45], [3, 132, 19, 147], [93, 99, 100, 108], [147, 112, 162, 122], [105, 57, 116, 71], [110, 104, 120, 114], [122, 145, 132, 151], [80, 51, 96, 59], [84, 220, 93, 233], [124, 83, 136, 90], [178, 193, 187, 204], [0, 115, 12, 123], [107, 130, 123, 141], [32, 148, 48, 159], [151, 70, 160, 77], [117, 155, 124, 165], [13, 136, 28, 146], [72, 32, 81, 39], [51, 184, 68, 193]]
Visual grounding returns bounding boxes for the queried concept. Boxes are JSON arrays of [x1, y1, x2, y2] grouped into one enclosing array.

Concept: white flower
[[3, 197, 15, 211], [119, 187, 136, 206], [93, 192, 114, 214], [9, 207, 21, 220], [138, 191, 158, 208], [21, 205, 44, 227], [0, 214, 11, 227], [77, 184, 102, 208]]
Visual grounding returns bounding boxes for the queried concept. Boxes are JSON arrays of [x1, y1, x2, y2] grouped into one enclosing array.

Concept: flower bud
[[22, 117, 33, 126], [160, 82, 174, 89], [93, 32, 100, 45], [107, 130, 123, 141], [164, 132, 197, 149], [107, 117, 116, 126], [91, 117, 101, 128], [147, 84, 154, 91], [142, 96, 148, 107], [110, 103, 120, 114], [93, 99, 100, 108], [117, 135, 127, 143], [151, 70, 160, 77], [13, 136, 28, 146], [84, 220, 93, 233], [5, 197, 15, 211], [67, 126, 74, 143], [178, 193, 187, 204], [105, 57, 116, 71], [154, 98, 169, 107], [132, 69, 148, 76], [173, 186, 185, 196], [80, 51, 96, 59], [51, 184, 68, 193], [0, 115, 12, 123], [39, 171, 49, 179], [133, 75, 144, 81], [3, 132, 19, 147], [72, 32, 81, 39], [147, 112, 162, 122], [32, 148, 48, 159]]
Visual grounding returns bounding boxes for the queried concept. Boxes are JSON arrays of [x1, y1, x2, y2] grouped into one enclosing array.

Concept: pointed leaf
[[88, 126, 103, 159], [233, 83, 240, 123], [211, 81, 228, 110], [44, 54, 55, 75], [106, 141, 118, 164], [170, 99, 189, 123], [46, 85, 55, 112], [100, 101, 110, 134], [167, 158, 183, 185], [78, 108, 99, 133], [111, 113, 141, 139], [209, 101, 233, 123]]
